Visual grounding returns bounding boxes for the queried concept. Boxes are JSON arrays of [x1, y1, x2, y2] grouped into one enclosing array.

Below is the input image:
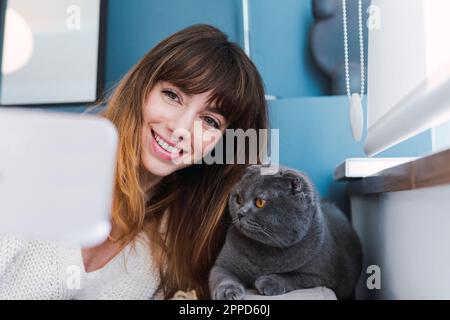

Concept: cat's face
[[228, 165, 318, 248]]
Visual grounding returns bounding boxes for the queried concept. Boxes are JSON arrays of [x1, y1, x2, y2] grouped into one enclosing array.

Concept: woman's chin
[[141, 153, 178, 177], [141, 147, 204, 178]]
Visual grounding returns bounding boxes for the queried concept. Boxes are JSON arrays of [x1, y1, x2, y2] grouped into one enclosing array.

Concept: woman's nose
[[167, 109, 196, 141]]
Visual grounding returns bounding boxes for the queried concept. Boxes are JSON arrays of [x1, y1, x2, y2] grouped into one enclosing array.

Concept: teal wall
[[105, 0, 327, 97], [269, 97, 432, 204], [250, 0, 327, 98], [60, 0, 326, 113], [104, 0, 243, 90]]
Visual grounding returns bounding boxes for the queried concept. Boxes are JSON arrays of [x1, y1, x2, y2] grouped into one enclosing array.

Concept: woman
[[0, 24, 268, 299]]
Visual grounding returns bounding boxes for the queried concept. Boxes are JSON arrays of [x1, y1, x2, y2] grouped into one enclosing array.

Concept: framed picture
[[0, 0, 106, 106]]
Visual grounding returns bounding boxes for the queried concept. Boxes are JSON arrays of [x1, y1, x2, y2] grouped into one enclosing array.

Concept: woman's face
[[141, 81, 227, 177]]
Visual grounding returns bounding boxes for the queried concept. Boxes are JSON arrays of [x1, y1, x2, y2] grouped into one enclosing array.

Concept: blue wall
[[58, 0, 244, 113], [104, 0, 244, 90], [61, 0, 324, 107], [104, 0, 326, 97], [250, 0, 327, 98], [269, 96, 432, 205]]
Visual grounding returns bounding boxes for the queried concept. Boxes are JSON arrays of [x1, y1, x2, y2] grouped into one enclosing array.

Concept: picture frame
[[0, 0, 106, 107]]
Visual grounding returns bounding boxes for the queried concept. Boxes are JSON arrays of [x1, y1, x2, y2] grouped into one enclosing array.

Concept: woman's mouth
[[150, 129, 184, 161]]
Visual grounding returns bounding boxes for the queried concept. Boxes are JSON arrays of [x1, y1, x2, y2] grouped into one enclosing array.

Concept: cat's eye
[[255, 198, 266, 209], [235, 194, 242, 205]]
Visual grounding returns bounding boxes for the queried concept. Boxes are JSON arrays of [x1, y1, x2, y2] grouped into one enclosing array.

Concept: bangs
[[154, 40, 261, 129]]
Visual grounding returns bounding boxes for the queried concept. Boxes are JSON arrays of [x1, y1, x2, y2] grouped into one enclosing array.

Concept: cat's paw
[[255, 275, 286, 296], [213, 282, 246, 300]]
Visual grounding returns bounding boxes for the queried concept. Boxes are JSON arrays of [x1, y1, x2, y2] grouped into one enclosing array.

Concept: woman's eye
[[162, 89, 180, 103], [202, 116, 220, 129]]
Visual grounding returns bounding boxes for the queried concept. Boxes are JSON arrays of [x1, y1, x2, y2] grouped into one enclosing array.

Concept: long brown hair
[[102, 24, 268, 299]]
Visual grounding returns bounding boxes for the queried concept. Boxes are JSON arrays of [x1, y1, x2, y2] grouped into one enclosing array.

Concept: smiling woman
[[141, 81, 227, 176], [0, 23, 268, 300], [98, 24, 269, 299]]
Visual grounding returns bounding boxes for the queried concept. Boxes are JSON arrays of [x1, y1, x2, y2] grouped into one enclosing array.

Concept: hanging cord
[[342, 0, 365, 100]]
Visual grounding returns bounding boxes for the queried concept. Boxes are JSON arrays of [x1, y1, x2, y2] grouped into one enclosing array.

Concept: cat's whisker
[[245, 219, 261, 228], [260, 226, 285, 248], [240, 218, 283, 247], [241, 220, 285, 248]]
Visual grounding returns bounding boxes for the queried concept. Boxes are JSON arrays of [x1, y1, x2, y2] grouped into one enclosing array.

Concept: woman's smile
[[150, 128, 184, 161]]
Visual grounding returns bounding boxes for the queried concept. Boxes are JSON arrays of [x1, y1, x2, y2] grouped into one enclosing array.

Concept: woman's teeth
[[153, 131, 182, 154]]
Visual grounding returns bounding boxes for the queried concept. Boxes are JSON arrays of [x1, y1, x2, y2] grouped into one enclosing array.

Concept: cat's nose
[[237, 212, 244, 220]]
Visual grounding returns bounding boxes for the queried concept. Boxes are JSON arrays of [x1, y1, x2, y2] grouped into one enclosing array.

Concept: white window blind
[[365, 0, 450, 156]]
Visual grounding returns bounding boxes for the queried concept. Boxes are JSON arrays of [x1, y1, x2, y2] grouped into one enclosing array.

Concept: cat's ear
[[291, 178, 303, 194]]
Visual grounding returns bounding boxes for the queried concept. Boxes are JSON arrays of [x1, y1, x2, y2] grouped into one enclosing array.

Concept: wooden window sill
[[347, 148, 450, 195]]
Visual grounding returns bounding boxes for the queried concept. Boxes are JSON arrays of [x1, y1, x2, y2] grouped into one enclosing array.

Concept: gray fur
[[209, 165, 362, 300]]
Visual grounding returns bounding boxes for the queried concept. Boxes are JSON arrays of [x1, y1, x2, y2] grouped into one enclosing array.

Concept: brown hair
[[102, 24, 268, 299]]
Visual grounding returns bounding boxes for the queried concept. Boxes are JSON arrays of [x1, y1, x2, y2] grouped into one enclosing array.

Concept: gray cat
[[209, 165, 362, 300]]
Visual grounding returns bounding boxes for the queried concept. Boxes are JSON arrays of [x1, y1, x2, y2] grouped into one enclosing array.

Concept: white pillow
[[243, 287, 337, 300]]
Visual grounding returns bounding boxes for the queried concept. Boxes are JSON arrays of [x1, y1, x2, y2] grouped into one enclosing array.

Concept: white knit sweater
[[0, 233, 162, 300]]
